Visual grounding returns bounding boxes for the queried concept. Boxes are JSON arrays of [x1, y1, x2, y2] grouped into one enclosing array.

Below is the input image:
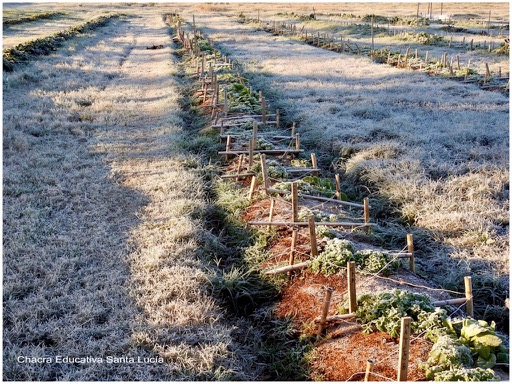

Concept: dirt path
[[4, 10, 256, 381]]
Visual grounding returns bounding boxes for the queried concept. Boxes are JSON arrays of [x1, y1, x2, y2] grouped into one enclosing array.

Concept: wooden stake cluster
[[173, 14, 486, 382]]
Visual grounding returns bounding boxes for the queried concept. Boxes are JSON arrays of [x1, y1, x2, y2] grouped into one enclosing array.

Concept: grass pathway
[[4, 10, 257, 381]]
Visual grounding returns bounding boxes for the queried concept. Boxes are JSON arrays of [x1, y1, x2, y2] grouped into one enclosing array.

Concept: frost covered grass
[[189, 11, 508, 324], [3, 6, 265, 380]]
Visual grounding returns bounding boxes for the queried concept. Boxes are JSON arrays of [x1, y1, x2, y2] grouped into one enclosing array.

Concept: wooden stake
[[485, 63, 491, 79], [225, 135, 232, 161], [224, 88, 228, 116], [397, 317, 412, 381], [252, 121, 258, 141], [347, 260, 357, 313], [289, 228, 298, 279], [317, 287, 334, 339], [363, 197, 370, 227], [265, 260, 311, 275], [295, 133, 300, 150], [267, 198, 275, 231], [308, 214, 318, 257], [364, 360, 374, 382], [335, 174, 341, 200], [276, 109, 280, 129], [248, 137, 254, 168], [235, 154, 244, 182], [310, 153, 318, 176], [291, 182, 299, 222], [291, 122, 296, 137], [248, 175, 257, 200], [465, 276, 473, 317], [260, 153, 269, 193], [261, 97, 266, 125], [406, 234, 415, 273]]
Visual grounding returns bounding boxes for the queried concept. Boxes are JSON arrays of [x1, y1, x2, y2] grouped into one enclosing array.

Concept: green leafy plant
[[424, 335, 474, 379], [432, 367, 500, 382], [226, 83, 261, 113], [310, 238, 355, 275], [350, 289, 440, 337]]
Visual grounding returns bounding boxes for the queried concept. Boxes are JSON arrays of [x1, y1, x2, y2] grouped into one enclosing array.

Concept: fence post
[[260, 154, 269, 194], [317, 287, 334, 339], [248, 175, 257, 200], [291, 182, 298, 222], [397, 317, 412, 381], [225, 135, 232, 162], [335, 174, 341, 200], [406, 234, 415, 273], [267, 198, 275, 231], [311, 153, 318, 176], [364, 360, 374, 381], [308, 214, 318, 257], [288, 228, 298, 279], [363, 197, 370, 230], [465, 276, 473, 317], [347, 260, 357, 313]]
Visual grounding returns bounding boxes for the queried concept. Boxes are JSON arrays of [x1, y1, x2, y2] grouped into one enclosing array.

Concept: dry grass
[[187, 8, 508, 315], [3, 6, 263, 380]]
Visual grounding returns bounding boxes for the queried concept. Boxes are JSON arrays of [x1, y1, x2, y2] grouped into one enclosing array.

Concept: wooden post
[[260, 154, 269, 193], [347, 260, 357, 313], [276, 109, 280, 128], [456, 55, 460, 70], [363, 197, 370, 227], [406, 234, 415, 273], [248, 175, 257, 200], [288, 228, 298, 279], [485, 63, 491, 79], [295, 133, 300, 150], [248, 138, 254, 168], [310, 153, 318, 176], [308, 214, 318, 257], [225, 135, 232, 162], [335, 174, 341, 200], [224, 88, 228, 116], [261, 97, 266, 125], [291, 122, 296, 137], [252, 121, 258, 142], [465, 276, 473, 317], [364, 360, 374, 382], [397, 317, 412, 381], [425, 50, 429, 63], [291, 182, 299, 222], [267, 198, 275, 231], [317, 287, 334, 339], [235, 155, 244, 182]]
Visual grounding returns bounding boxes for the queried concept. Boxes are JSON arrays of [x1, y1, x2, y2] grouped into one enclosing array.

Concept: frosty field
[[3, 2, 510, 381]]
